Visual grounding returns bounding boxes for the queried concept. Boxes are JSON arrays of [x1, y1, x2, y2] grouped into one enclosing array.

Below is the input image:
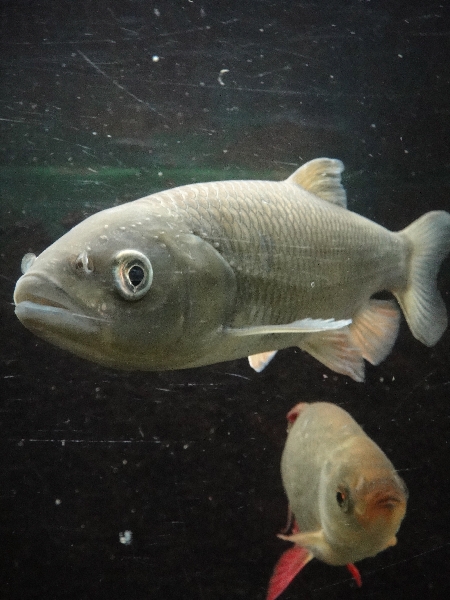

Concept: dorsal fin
[[287, 158, 347, 208]]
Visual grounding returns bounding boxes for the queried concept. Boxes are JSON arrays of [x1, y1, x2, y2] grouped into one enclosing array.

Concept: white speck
[[379, 377, 384, 382], [119, 226, 126, 231], [119, 530, 133, 545], [404, 149, 409, 154], [152, 55, 160, 62], [99, 235, 108, 241], [92, 131, 97, 135], [61, 440, 65, 447], [199, 81, 205, 87], [398, 54, 403, 58], [55, 498, 61, 505], [158, 171, 163, 176], [183, 443, 189, 449], [370, 123, 376, 128], [154, 8, 160, 17], [218, 69, 229, 86], [104, 224, 109, 229], [101, 303, 107, 311], [311, 281, 315, 288]]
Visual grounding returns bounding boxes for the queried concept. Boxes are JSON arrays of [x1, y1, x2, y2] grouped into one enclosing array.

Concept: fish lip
[[14, 273, 74, 308], [14, 273, 109, 335], [15, 300, 108, 336]]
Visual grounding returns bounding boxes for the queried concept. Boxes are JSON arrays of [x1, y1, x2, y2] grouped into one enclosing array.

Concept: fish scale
[[143, 178, 403, 327]]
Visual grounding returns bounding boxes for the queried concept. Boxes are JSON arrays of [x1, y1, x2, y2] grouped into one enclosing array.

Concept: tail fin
[[396, 211, 450, 346]]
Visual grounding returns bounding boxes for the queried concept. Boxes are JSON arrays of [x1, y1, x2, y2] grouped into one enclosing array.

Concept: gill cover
[[160, 232, 237, 344]]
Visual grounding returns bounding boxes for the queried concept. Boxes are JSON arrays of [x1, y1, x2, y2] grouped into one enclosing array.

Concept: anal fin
[[349, 299, 400, 365], [299, 327, 365, 382], [299, 299, 401, 381]]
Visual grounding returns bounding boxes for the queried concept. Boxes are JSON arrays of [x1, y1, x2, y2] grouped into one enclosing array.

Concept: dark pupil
[[128, 265, 145, 287], [336, 491, 345, 507]]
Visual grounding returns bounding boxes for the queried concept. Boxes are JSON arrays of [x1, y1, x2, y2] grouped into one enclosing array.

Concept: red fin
[[286, 403, 308, 424], [267, 545, 313, 600], [346, 563, 362, 587]]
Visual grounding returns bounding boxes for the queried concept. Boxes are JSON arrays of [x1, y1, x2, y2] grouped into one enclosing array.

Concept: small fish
[[267, 402, 408, 600], [13, 158, 450, 380]]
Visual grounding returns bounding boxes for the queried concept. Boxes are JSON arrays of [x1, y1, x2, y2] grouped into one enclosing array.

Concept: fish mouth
[[14, 274, 108, 337], [355, 477, 407, 528]]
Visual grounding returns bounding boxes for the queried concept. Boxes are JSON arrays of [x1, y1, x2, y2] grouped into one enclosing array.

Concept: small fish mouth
[[15, 300, 107, 335], [14, 273, 108, 337], [371, 490, 404, 510], [355, 479, 407, 528], [18, 293, 67, 311]]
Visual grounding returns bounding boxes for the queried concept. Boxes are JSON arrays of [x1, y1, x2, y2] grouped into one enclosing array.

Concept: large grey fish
[[266, 401, 407, 599], [14, 158, 450, 381]]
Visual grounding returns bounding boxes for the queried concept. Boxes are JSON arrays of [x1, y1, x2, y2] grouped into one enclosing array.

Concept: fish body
[[13, 158, 450, 379], [267, 401, 407, 599]]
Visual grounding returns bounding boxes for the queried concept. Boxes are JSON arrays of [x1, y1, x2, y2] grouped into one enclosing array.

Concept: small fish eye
[[336, 491, 346, 506], [336, 487, 350, 512], [113, 250, 153, 301]]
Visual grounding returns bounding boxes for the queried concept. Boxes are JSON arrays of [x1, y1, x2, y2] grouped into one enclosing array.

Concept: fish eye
[[336, 487, 351, 512], [113, 250, 153, 301]]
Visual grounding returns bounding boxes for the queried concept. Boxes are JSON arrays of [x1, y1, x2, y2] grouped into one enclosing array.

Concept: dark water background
[[1, 1, 449, 599]]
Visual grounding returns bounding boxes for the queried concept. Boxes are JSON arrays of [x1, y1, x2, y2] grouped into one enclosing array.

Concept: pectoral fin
[[266, 545, 314, 600], [346, 563, 362, 587], [277, 529, 327, 552], [231, 317, 352, 338]]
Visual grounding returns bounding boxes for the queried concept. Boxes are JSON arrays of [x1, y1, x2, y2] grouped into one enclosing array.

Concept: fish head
[[320, 462, 408, 564], [14, 203, 236, 370]]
